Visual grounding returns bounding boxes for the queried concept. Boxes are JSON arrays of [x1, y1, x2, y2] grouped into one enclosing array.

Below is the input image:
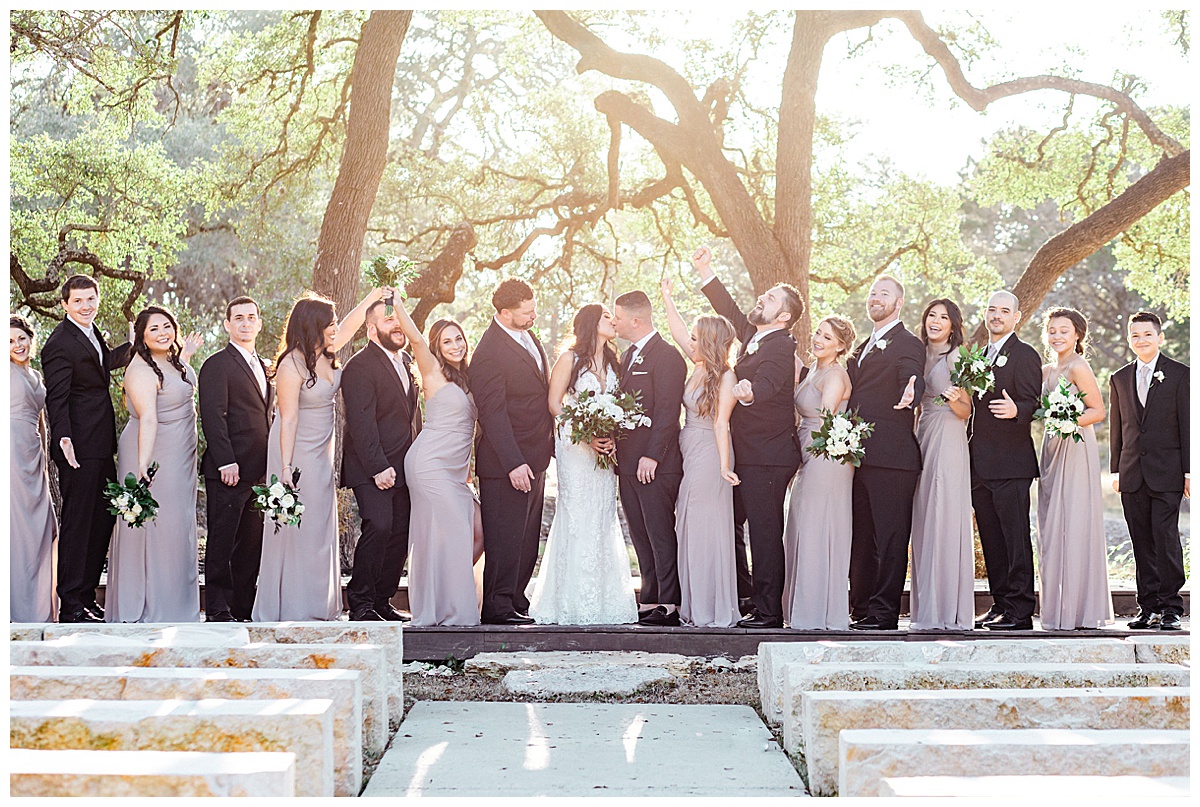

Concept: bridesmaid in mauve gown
[[106, 306, 203, 623], [395, 305, 480, 627], [908, 300, 974, 631], [782, 316, 856, 630], [254, 288, 384, 622], [10, 316, 56, 623], [1036, 308, 1113, 630], [661, 281, 742, 627]]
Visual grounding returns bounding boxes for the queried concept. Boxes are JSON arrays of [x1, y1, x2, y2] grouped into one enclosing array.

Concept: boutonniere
[[747, 341, 759, 355], [631, 354, 645, 367], [996, 355, 1008, 367], [1153, 370, 1165, 384], [874, 338, 888, 352]]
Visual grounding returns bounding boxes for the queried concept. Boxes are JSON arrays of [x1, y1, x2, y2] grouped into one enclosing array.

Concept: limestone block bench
[[8, 748, 297, 797], [9, 635, 389, 756], [878, 774, 1191, 798], [1124, 635, 1191, 665], [758, 639, 1137, 726], [10, 665, 363, 796], [795, 686, 1191, 795], [9, 698, 337, 797], [838, 728, 1191, 797]]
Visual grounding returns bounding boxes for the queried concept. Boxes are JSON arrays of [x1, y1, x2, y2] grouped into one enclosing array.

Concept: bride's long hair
[[692, 315, 736, 418], [566, 303, 619, 393]]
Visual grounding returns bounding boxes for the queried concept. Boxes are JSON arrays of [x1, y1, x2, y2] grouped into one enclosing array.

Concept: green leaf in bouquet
[[124, 472, 138, 487]]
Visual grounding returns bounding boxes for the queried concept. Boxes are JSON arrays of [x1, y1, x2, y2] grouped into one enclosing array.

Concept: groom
[[612, 290, 687, 626]]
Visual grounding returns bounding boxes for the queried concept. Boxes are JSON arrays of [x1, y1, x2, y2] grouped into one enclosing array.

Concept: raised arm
[[392, 296, 447, 397], [659, 278, 696, 362], [693, 247, 752, 341], [332, 286, 385, 353]]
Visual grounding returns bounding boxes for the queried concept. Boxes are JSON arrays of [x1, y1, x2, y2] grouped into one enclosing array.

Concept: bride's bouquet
[[252, 468, 305, 532], [558, 389, 651, 470], [362, 254, 420, 316], [935, 343, 995, 405], [806, 408, 873, 467], [104, 461, 160, 528], [1035, 377, 1086, 442]]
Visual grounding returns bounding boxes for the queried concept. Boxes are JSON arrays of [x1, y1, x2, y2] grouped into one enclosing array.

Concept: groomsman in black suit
[[41, 274, 132, 623], [473, 279, 555, 625], [340, 300, 422, 622], [846, 274, 925, 631], [693, 246, 804, 628], [1109, 311, 1190, 631], [611, 290, 688, 626], [198, 297, 274, 622], [969, 291, 1042, 631]]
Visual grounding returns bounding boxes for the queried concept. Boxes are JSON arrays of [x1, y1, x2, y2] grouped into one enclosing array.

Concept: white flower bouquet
[[1035, 377, 1086, 443], [935, 343, 995, 405], [806, 408, 874, 467], [558, 389, 651, 470], [104, 461, 160, 528], [252, 468, 305, 532]]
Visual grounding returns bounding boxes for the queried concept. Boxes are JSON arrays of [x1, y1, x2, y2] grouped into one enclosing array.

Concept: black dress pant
[[347, 482, 412, 613], [619, 472, 682, 606], [1122, 486, 1186, 616], [54, 457, 117, 613], [732, 504, 752, 600], [733, 463, 798, 621], [203, 477, 265, 619], [970, 475, 1036, 621], [480, 472, 546, 619], [850, 465, 920, 625]]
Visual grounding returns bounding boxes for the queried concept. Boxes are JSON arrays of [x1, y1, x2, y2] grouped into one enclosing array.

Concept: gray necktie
[[986, 343, 999, 363], [391, 353, 410, 394], [1137, 364, 1151, 406], [522, 332, 543, 375], [857, 333, 877, 367]]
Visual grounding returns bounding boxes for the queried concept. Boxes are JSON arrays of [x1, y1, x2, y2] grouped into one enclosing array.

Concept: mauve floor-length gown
[[908, 354, 974, 630], [253, 357, 342, 622], [782, 376, 853, 630], [675, 381, 741, 628], [1036, 375, 1113, 630], [106, 357, 201, 623], [406, 382, 481, 627], [10, 363, 56, 623]]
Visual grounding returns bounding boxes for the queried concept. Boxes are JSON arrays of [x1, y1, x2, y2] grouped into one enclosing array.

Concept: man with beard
[[847, 274, 924, 631], [341, 299, 422, 621], [693, 246, 804, 628]]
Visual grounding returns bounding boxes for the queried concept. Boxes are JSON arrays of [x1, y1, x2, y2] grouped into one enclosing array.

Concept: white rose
[[996, 355, 1008, 367], [269, 482, 286, 498], [747, 341, 759, 355], [281, 494, 295, 509], [875, 338, 888, 351], [830, 441, 848, 456], [123, 512, 136, 523], [971, 360, 985, 373], [295, 504, 305, 515], [131, 503, 143, 515], [640, 416, 652, 427], [1058, 419, 1078, 434]]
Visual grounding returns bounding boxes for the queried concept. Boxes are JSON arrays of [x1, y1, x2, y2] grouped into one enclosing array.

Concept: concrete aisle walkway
[[363, 701, 807, 797]]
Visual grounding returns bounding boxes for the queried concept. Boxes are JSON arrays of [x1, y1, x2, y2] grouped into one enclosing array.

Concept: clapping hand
[[989, 389, 1018, 419], [893, 375, 917, 409]]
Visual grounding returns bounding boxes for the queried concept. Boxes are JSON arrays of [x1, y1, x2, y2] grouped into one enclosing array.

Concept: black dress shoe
[[738, 598, 755, 617], [849, 616, 899, 631], [205, 610, 237, 623], [481, 612, 535, 625], [737, 613, 783, 629], [84, 602, 104, 619], [60, 608, 103, 623], [974, 608, 1003, 629], [348, 607, 385, 622], [1159, 612, 1182, 631], [638, 606, 681, 627], [375, 605, 411, 622], [1126, 610, 1162, 630], [984, 614, 1033, 631]]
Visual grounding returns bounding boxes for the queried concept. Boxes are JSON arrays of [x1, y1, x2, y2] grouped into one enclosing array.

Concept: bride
[[528, 304, 639, 625]]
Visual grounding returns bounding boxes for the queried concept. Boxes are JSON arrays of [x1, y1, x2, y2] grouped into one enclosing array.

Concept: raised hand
[[180, 332, 204, 363], [893, 375, 917, 409], [660, 277, 674, 299], [988, 389, 1018, 419], [691, 246, 715, 281]]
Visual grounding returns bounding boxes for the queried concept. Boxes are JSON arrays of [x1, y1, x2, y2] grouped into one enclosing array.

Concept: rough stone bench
[[9, 636, 389, 756], [1124, 635, 1191, 665], [9, 698, 336, 797], [838, 728, 1191, 797], [877, 774, 1192, 798], [796, 686, 1191, 795], [8, 748, 297, 797], [37, 620, 405, 725], [758, 639, 1137, 725], [10, 665, 363, 796]]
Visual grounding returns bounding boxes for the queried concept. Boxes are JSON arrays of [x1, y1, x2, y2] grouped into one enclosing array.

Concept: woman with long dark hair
[[394, 303, 482, 627], [660, 279, 742, 627], [10, 315, 57, 622], [908, 298, 974, 630], [528, 303, 638, 625], [106, 305, 203, 622], [253, 287, 386, 622]]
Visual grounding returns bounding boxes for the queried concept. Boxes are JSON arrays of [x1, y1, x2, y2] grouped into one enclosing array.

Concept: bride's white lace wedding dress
[[528, 363, 638, 625]]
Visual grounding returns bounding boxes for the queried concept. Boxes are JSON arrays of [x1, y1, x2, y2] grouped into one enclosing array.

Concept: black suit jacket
[[1109, 353, 1189, 493], [41, 318, 132, 462], [968, 334, 1042, 480], [702, 278, 802, 468], [340, 341, 421, 489], [846, 322, 926, 471], [472, 319, 555, 478], [615, 332, 686, 475], [198, 343, 275, 483]]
